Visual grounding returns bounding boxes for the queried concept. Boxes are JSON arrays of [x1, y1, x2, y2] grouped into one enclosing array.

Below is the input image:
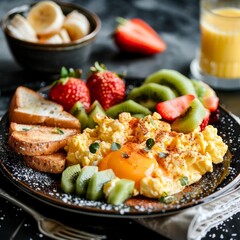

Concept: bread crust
[[23, 152, 66, 174], [8, 125, 79, 156], [8, 86, 81, 130], [8, 86, 81, 174]]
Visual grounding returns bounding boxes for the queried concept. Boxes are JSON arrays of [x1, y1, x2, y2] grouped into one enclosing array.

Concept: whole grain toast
[[23, 151, 66, 174], [9, 86, 81, 130], [8, 123, 79, 156]]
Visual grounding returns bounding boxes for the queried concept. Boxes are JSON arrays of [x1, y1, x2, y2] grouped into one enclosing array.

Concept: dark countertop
[[0, 0, 239, 239]]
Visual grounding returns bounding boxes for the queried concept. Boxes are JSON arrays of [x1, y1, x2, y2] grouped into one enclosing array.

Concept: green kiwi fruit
[[191, 80, 207, 99], [75, 166, 98, 197], [61, 164, 81, 194], [106, 100, 151, 119], [107, 179, 135, 205], [70, 101, 89, 131], [144, 69, 197, 96], [86, 169, 116, 201], [127, 83, 176, 110], [171, 98, 206, 133], [87, 100, 106, 129]]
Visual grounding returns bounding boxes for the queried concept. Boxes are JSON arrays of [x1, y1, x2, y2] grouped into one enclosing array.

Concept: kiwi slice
[[171, 98, 206, 133], [107, 179, 135, 205], [86, 169, 115, 201], [106, 100, 151, 119], [87, 100, 106, 129], [61, 164, 81, 194], [70, 101, 89, 131], [144, 69, 197, 96], [75, 166, 98, 197], [127, 83, 176, 111], [191, 80, 207, 99]]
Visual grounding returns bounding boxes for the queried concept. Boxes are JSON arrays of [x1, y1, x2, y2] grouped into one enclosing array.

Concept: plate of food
[[0, 64, 240, 218]]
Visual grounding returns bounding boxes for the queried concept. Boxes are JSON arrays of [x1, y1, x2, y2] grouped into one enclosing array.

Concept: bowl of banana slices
[[1, 1, 101, 73]]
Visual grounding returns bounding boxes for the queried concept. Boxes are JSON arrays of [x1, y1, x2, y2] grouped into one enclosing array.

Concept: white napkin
[[137, 186, 240, 240], [137, 114, 240, 240]]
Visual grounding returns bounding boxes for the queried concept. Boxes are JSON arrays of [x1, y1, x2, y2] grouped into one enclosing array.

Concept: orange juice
[[200, 7, 240, 78]]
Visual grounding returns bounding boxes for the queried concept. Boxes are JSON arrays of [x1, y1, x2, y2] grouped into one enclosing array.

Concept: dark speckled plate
[[0, 89, 240, 218]]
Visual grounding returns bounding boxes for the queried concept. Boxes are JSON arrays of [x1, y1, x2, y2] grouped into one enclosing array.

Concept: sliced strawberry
[[49, 77, 91, 111], [200, 109, 210, 131], [156, 94, 195, 121], [113, 17, 166, 55], [202, 95, 219, 112], [86, 62, 126, 110]]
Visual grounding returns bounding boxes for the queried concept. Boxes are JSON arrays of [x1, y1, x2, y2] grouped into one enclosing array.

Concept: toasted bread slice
[[8, 123, 79, 156], [9, 122, 41, 135], [23, 151, 66, 174], [9, 86, 80, 130]]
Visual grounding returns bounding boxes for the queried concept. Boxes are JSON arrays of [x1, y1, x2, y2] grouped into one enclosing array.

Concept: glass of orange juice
[[190, 0, 240, 89]]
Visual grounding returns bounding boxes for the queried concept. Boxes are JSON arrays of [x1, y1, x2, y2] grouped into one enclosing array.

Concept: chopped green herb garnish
[[89, 142, 100, 154], [52, 128, 64, 134], [159, 195, 175, 204], [180, 176, 189, 186], [22, 128, 31, 131], [111, 142, 121, 151], [122, 152, 129, 158], [146, 138, 155, 149]]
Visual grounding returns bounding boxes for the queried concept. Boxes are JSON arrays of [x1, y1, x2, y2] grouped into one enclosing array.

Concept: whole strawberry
[[86, 62, 126, 110], [49, 67, 91, 111]]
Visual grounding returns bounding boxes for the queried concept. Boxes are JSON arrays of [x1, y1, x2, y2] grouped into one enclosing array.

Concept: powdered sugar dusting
[[0, 107, 240, 217]]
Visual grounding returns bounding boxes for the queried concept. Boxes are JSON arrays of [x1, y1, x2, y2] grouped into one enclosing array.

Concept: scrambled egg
[[65, 112, 228, 199]]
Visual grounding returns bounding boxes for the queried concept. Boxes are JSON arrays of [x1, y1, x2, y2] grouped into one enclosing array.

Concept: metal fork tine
[[54, 231, 100, 240], [61, 226, 106, 239]]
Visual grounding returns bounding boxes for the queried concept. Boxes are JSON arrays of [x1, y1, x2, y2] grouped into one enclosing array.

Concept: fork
[[0, 188, 106, 240]]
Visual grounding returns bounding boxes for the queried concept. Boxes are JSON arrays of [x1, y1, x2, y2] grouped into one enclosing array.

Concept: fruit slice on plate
[[75, 166, 98, 197], [61, 164, 81, 194], [106, 100, 151, 119], [156, 94, 196, 121], [144, 69, 197, 96], [171, 98, 207, 133], [86, 169, 115, 201], [70, 101, 89, 131], [127, 83, 176, 111], [106, 179, 135, 205], [27, 1, 64, 36], [87, 100, 106, 129]]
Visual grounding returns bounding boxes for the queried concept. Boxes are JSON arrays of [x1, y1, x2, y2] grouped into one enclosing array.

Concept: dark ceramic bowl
[[1, 1, 101, 73]]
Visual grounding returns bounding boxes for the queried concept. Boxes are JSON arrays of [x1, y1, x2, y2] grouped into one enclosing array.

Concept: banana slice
[[8, 14, 37, 42], [63, 11, 90, 41], [39, 33, 63, 44], [59, 28, 71, 43], [27, 1, 64, 36]]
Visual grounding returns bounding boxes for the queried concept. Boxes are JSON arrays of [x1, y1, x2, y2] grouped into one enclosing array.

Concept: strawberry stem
[[90, 62, 107, 73], [60, 66, 82, 78]]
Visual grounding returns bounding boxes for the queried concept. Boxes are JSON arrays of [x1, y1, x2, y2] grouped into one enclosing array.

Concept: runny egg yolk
[[98, 143, 157, 189]]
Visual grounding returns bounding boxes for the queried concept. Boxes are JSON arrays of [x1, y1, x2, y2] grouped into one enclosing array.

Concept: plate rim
[[0, 106, 240, 218]]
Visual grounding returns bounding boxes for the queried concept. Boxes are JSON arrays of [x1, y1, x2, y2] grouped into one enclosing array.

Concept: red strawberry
[[113, 17, 166, 55], [86, 62, 126, 110], [49, 76, 91, 112], [156, 94, 195, 121], [200, 109, 210, 131], [202, 95, 219, 112]]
